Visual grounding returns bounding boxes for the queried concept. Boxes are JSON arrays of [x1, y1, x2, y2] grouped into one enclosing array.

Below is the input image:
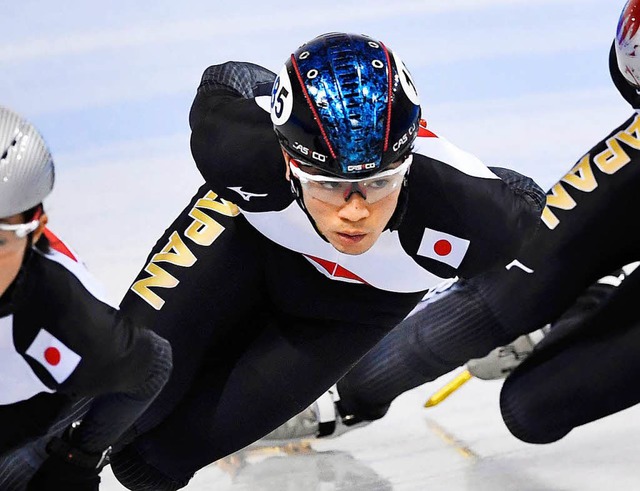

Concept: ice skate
[[466, 328, 549, 380], [255, 386, 369, 446]]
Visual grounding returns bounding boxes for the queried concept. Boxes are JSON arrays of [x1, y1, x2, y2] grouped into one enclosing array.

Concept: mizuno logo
[[227, 187, 268, 201], [505, 260, 534, 273]]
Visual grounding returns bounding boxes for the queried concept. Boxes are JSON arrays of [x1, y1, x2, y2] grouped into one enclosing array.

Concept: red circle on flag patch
[[434, 239, 452, 256], [44, 347, 61, 366]]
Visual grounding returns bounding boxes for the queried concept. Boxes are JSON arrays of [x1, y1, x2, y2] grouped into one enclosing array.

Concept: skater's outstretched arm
[[336, 25, 640, 422]]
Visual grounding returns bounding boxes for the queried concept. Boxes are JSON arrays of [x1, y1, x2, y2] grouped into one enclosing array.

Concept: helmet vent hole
[[1, 137, 19, 162]]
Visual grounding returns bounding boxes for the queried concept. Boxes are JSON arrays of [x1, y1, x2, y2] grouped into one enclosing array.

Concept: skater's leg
[[111, 315, 390, 490], [501, 267, 640, 443], [337, 115, 640, 419]]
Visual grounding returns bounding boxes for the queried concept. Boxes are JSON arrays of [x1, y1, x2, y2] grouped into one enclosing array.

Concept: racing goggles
[[0, 220, 39, 239], [289, 155, 412, 206]]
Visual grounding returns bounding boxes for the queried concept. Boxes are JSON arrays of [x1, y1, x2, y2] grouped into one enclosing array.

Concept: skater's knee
[[336, 377, 391, 422], [499, 376, 570, 444], [110, 444, 192, 491]]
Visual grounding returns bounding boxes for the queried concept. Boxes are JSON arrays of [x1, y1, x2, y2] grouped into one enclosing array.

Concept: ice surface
[[101, 375, 640, 490]]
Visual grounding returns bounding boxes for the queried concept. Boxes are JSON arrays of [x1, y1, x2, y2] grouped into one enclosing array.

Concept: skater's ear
[[281, 148, 292, 181], [30, 212, 48, 246]]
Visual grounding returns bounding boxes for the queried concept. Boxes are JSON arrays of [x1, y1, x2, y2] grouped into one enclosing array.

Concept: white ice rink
[[3, 0, 639, 489], [100, 377, 640, 490]]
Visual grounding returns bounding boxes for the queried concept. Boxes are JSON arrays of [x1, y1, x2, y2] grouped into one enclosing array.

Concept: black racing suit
[[0, 230, 171, 489], [333, 44, 640, 442], [109, 61, 544, 490]]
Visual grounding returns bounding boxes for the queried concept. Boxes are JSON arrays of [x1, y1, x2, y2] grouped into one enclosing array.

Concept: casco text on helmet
[[0, 107, 54, 218], [271, 33, 421, 178], [616, 0, 640, 88]]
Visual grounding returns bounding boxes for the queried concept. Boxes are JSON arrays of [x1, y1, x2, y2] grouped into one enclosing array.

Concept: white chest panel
[[0, 315, 54, 406], [242, 203, 445, 293]]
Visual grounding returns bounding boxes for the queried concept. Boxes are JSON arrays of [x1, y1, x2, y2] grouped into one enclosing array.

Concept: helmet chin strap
[[17, 206, 43, 283], [290, 176, 331, 244], [386, 174, 410, 231]]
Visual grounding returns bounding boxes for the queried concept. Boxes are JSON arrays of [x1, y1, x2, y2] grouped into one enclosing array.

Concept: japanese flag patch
[[417, 227, 470, 269], [25, 329, 82, 384]]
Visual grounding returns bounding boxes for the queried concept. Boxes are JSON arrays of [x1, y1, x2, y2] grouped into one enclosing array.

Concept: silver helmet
[[0, 106, 54, 218]]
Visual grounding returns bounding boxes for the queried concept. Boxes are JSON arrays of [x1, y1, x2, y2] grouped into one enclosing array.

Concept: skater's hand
[[27, 435, 110, 491]]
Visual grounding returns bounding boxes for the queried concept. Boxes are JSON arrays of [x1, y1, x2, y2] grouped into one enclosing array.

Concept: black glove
[[27, 431, 111, 491]]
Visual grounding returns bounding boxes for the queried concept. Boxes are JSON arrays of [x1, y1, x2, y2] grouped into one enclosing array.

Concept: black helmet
[[271, 32, 421, 178]]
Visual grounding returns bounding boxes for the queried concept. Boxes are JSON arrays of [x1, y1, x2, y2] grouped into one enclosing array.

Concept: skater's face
[[283, 152, 403, 255], [0, 212, 47, 297]]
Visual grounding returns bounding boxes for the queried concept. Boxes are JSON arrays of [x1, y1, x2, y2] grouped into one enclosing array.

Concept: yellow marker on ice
[[424, 370, 473, 407]]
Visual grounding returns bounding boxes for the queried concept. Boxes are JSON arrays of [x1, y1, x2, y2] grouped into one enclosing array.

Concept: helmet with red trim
[[615, 0, 640, 88], [271, 32, 421, 178], [0, 106, 54, 218]]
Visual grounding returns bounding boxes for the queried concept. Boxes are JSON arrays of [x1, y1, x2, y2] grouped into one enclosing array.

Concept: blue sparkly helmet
[[271, 32, 421, 178]]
